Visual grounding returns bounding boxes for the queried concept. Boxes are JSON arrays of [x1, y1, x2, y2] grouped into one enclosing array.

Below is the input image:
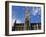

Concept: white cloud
[[12, 17, 23, 24], [12, 18, 16, 24], [32, 7, 39, 16], [16, 19, 22, 23]]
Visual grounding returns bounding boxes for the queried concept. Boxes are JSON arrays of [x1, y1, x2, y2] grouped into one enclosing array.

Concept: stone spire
[[24, 7, 30, 30]]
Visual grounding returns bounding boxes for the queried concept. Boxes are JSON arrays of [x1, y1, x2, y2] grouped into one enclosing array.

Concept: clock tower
[[24, 7, 30, 30]]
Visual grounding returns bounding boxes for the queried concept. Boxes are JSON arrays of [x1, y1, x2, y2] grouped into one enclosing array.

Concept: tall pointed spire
[[24, 7, 30, 30]]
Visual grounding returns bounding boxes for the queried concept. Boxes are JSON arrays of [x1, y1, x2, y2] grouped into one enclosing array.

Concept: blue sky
[[12, 6, 41, 23]]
